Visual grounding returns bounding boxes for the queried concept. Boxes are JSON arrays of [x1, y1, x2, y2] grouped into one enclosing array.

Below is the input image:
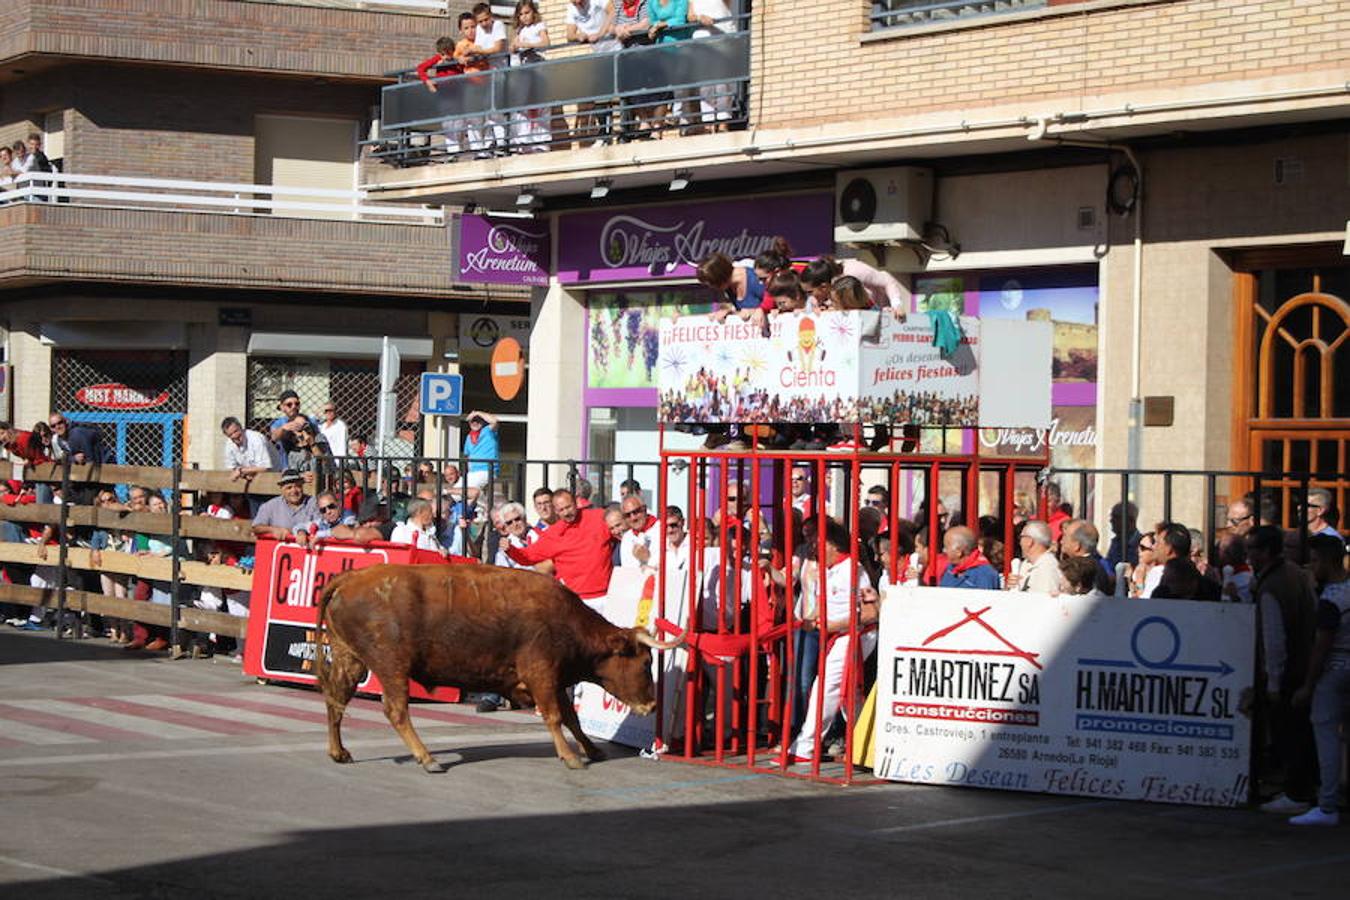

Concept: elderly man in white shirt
[[619, 494, 662, 571], [492, 501, 534, 568], [390, 498, 444, 553], [1007, 520, 1062, 594]]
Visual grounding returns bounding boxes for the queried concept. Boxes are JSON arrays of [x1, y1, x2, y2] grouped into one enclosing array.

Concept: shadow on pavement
[[9, 784, 1350, 899], [0, 630, 149, 666]]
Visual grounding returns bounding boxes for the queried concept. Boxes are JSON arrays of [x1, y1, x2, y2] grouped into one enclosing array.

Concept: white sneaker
[[1289, 807, 1339, 826], [1260, 793, 1311, 814]]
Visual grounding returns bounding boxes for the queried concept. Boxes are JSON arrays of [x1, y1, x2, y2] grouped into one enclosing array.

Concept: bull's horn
[[635, 628, 686, 651]]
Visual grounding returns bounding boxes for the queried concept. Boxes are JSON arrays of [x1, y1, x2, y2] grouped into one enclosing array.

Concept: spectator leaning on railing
[[565, 0, 618, 145], [251, 469, 320, 545], [473, 2, 510, 152], [222, 416, 279, 481]]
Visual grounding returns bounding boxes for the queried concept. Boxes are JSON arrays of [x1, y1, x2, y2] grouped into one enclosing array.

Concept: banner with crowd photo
[[657, 311, 980, 426], [574, 566, 690, 749], [872, 588, 1255, 808]]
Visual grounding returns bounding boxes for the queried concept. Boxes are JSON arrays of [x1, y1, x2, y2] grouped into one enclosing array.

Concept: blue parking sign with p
[[420, 372, 463, 417]]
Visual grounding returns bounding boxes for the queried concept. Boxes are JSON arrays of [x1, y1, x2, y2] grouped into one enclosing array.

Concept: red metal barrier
[[655, 427, 1045, 784], [243, 538, 476, 702]]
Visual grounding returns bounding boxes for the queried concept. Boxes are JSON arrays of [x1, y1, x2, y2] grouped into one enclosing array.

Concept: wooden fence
[[0, 461, 288, 642]]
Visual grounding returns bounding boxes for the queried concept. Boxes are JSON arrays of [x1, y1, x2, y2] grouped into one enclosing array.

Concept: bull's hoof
[[561, 755, 587, 771], [330, 749, 353, 765], [421, 759, 447, 774], [584, 745, 608, 762]]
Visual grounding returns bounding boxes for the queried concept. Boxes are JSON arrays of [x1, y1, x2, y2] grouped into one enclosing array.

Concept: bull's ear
[[607, 630, 637, 656]]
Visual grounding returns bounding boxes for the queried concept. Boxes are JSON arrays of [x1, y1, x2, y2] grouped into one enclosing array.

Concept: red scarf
[[467, 430, 481, 446], [950, 547, 991, 576], [622, 0, 641, 17]]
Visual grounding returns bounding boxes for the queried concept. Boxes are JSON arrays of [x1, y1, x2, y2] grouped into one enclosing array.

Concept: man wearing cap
[[251, 469, 321, 545], [462, 409, 499, 495], [268, 390, 320, 459]]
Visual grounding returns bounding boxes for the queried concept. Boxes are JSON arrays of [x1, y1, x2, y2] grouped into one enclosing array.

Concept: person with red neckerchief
[[938, 526, 1000, 590]]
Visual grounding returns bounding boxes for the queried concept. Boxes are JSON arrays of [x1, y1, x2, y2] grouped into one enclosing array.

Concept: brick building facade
[[1, 0, 529, 468]]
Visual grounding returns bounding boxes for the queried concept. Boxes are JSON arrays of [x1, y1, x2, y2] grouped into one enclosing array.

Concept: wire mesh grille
[[50, 350, 189, 466], [246, 356, 425, 455]]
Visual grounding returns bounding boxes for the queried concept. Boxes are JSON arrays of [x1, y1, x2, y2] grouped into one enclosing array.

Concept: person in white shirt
[[790, 466, 812, 516], [318, 402, 347, 459], [688, 0, 734, 131], [472, 3, 509, 150], [221, 416, 279, 480], [789, 519, 879, 764], [492, 501, 533, 568], [565, 0, 618, 145], [619, 495, 662, 570], [1007, 520, 1063, 594], [663, 506, 690, 573], [390, 499, 444, 553], [510, 0, 554, 150]]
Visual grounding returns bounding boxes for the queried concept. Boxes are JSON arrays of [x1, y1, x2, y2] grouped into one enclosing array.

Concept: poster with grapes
[[587, 291, 714, 390]]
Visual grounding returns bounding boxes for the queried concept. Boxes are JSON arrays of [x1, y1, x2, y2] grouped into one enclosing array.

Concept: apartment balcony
[[0, 0, 446, 81], [362, 19, 753, 204], [0, 172, 500, 299]]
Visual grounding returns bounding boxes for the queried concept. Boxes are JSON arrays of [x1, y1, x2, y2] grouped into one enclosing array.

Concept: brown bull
[[313, 563, 681, 772]]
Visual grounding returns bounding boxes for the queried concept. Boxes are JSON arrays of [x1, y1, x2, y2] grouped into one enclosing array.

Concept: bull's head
[[592, 628, 685, 717]]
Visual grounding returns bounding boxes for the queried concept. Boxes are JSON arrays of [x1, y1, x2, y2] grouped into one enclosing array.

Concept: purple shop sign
[[556, 192, 834, 284], [454, 213, 551, 286]]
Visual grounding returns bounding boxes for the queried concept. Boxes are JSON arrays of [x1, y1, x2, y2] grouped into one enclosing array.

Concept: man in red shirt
[[506, 489, 615, 612]]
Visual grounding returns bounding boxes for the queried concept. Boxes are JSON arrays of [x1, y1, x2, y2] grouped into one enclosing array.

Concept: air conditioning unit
[[834, 167, 933, 245]]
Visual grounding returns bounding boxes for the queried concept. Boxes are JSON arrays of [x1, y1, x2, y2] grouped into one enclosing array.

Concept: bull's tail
[[313, 570, 352, 690]]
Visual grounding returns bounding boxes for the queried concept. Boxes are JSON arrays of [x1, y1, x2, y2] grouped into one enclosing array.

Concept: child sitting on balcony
[[509, 0, 553, 152], [455, 13, 495, 158], [416, 37, 467, 158]]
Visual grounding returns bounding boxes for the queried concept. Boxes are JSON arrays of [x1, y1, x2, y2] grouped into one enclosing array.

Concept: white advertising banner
[[874, 588, 1255, 807], [657, 311, 1005, 426], [574, 566, 690, 749]]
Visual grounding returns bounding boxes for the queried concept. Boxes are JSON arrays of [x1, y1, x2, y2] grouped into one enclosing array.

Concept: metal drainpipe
[[1028, 129, 1145, 487]]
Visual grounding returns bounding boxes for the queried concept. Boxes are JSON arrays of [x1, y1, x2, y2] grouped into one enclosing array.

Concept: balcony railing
[[368, 17, 751, 167], [870, 0, 1046, 30], [0, 172, 443, 224]]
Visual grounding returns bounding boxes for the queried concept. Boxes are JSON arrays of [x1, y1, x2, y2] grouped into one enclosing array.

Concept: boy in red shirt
[[415, 34, 471, 157]]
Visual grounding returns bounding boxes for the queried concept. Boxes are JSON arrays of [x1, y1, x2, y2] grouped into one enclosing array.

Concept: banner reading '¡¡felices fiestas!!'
[[657, 311, 980, 426]]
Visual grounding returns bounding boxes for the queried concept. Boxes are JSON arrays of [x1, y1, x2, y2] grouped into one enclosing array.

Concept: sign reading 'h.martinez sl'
[[556, 193, 834, 284], [454, 213, 551, 286]]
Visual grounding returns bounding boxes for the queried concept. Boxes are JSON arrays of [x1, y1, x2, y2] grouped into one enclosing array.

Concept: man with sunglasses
[[618, 494, 661, 572], [790, 467, 812, 516], [47, 413, 115, 464], [491, 502, 533, 568], [267, 390, 320, 459], [304, 491, 357, 542]]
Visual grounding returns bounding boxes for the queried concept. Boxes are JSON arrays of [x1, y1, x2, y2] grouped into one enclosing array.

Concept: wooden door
[[1232, 251, 1348, 526]]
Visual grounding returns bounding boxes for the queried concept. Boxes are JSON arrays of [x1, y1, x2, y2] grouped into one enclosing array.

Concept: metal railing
[[368, 18, 751, 166], [0, 172, 444, 225], [869, 0, 1046, 31], [1045, 466, 1349, 569]]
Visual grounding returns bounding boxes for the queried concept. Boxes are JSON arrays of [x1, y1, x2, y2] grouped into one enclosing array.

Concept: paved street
[[1, 629, 1347, 899]]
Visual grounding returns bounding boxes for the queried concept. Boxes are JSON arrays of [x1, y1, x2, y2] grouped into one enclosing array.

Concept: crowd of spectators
[[3, 398, 1347, 815], [407, 0, 741, 160]]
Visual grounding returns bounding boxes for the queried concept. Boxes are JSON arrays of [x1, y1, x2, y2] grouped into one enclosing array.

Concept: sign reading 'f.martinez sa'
[[454, 213, 551, 286], [556, 193, 833, 284]]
